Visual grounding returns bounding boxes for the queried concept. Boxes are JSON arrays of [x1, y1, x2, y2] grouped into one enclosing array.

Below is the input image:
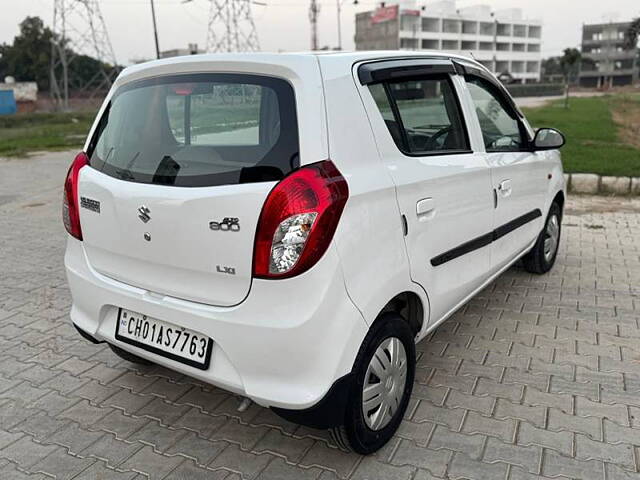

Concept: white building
[[355, 1, 543, 83], [160, 43, 204, 59]]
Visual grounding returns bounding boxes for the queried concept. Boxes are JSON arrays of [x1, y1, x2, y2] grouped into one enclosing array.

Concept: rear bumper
[[271, 373, 354, 429], [64, 237, 368, 410]]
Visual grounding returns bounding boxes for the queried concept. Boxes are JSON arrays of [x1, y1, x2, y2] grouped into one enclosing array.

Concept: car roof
[[119, 50, 485, 84]]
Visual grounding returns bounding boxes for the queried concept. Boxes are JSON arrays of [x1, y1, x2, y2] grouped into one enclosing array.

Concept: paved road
[[1, 151, 640, 480], [514, 91, 607, 109]]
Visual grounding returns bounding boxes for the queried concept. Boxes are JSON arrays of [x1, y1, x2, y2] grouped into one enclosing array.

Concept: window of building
[[479, 22, 494, 36], [496, 61, 509, 73], [443, 19, 461, 33], [511, 61, 525, 73], [401, 15, 420, 31], [462, 21, 477, 34], [422, 39, 440, 49], [497, 23, 511, 36], [442, 40, 460, 50], [513, 25, 527, 37], [527, 44, 540, 53], [400, 38, 419, 49], [512, 43, 525, 52], [615, 59, 633, 70], [479, 60, 494, 71], [422, 17, 440, 32], [528, 26, 542, 38], [461, 41, 477, 51]]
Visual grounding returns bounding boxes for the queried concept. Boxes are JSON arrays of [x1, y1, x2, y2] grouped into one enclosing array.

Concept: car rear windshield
[[88, 73, 299, 187]]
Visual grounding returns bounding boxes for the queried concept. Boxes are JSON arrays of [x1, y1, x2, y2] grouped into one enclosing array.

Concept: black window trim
[[373, 72, 474, 158], [358, 58, 457, 85]]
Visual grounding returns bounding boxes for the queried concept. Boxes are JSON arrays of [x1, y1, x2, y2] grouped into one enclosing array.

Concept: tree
[[0, 17, 55, 90], [559, 48, 581, 109], [0, 16, 118, 95], [542, 56, 563, 77], [625, 18, 640, 50]]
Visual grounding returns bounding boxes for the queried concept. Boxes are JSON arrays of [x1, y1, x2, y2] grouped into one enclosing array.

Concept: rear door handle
[[416, 198, 435, 218], [498, 179, 512, 197]]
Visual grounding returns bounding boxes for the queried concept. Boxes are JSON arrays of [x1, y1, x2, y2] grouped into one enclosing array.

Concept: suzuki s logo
[[138, 206, 151, 223]]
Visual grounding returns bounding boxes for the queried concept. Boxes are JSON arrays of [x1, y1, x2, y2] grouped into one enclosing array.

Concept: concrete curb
[[565, 173, 640, 195]]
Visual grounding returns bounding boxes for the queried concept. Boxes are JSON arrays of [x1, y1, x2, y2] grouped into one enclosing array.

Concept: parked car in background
[[63, 51, 566, 453]]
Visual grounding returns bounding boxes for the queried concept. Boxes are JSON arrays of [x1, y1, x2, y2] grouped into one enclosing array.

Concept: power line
[[50, 0, 118, 110], [205, 0, 260, 52]]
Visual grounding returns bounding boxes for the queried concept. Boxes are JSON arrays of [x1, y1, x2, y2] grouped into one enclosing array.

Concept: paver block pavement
[[1, 151, 640, 478]]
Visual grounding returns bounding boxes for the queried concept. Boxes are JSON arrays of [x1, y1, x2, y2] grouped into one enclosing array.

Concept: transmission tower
[[206, 0, 260, 53], [50, 0, 118, 110], [309, 0, 320, 51]]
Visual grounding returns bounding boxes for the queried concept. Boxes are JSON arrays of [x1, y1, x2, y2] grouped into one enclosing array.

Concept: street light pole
[[336, 0, 358, 51], [491, 12, 498, 74], [337, 0, 342, 50], [150, 0, 161, 59]]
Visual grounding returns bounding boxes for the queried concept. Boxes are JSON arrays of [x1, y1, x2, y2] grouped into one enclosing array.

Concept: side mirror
[[533, 128, 565, 151]]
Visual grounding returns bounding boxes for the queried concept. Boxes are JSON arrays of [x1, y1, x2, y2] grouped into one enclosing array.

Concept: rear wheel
[[339, 313, 415, 454], [108, 344, 153, 366], [523, 202, 562, 274]]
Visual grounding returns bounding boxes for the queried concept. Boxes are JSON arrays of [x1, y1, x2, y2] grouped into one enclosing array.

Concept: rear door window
[[89, 74, 299, 187], [369, 76, 470, 155]]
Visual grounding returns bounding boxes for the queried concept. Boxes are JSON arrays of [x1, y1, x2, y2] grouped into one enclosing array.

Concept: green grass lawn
[[0, 111, 95, 157], [523, 95, 640, 177], [2, 95, 639, 179]]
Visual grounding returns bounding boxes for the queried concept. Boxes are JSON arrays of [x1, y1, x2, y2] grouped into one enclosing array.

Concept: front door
[[462, 74, 548, 273], [358, 61, 494, 326]]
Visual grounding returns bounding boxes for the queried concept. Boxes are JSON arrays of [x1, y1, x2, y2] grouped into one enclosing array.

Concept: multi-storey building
[[579, 22, 639, 88], [355, 0, 543, 83], [160, 43, 203, 59]]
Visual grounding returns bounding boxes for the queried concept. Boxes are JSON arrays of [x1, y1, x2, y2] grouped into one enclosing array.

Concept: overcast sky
[[1, 0, 639, 65]]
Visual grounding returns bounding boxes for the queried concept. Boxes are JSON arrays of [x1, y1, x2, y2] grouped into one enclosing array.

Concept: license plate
[[115, 308, 212, 370]]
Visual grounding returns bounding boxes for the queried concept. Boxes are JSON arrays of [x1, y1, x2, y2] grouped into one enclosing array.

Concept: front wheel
[[522, 202, 562, 274], [336, 313, 415, 454]]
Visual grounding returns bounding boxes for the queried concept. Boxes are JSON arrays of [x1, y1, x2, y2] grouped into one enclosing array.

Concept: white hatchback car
[[64, 51, 566, 453]]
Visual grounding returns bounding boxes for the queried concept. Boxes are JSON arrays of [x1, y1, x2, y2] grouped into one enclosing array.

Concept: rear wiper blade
[[114, 151, 140, 180], [114, 168, 135, 180]]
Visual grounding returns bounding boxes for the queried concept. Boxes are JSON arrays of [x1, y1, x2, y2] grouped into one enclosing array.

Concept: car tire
[[108, 343, 154, 366], [522, 202, 562, 275], [338, 313, 415, 454]]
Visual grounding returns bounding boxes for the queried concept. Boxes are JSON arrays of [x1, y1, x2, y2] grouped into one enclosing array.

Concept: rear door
[[358, 59, 495, 325], [79, 72, 301, 306], [461, 70, 548, 273]]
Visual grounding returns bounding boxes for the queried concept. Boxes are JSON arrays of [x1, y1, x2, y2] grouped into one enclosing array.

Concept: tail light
[[253, 161, 349, 279], [62, 152, 89, 240]]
